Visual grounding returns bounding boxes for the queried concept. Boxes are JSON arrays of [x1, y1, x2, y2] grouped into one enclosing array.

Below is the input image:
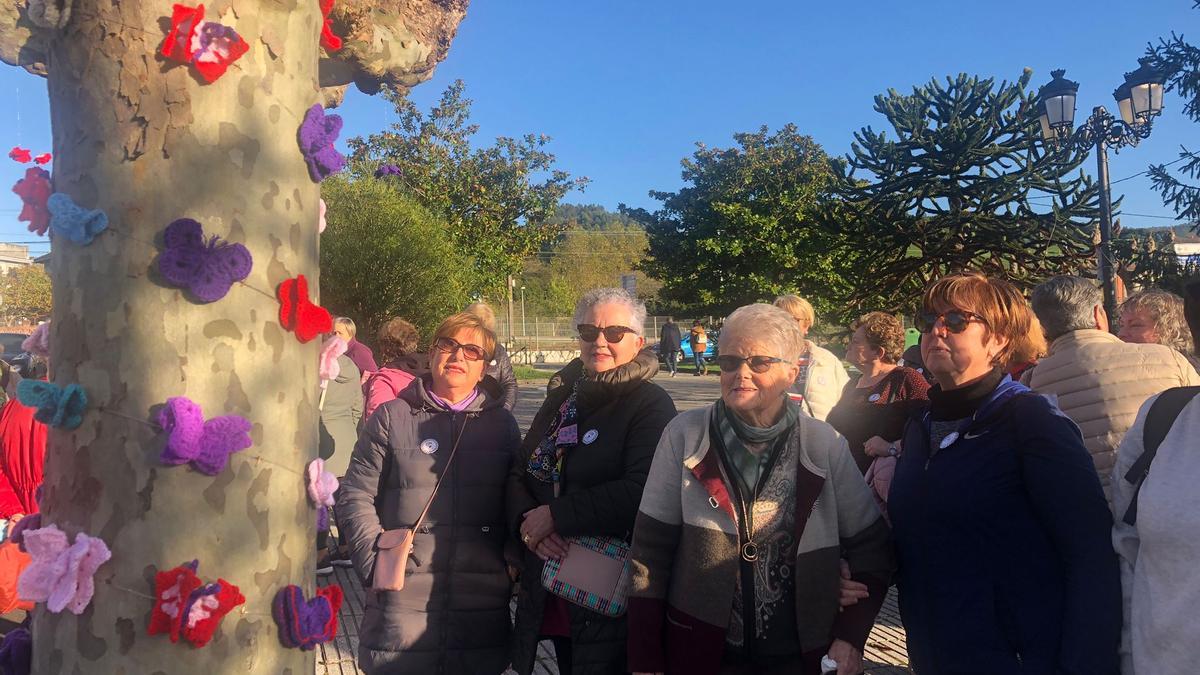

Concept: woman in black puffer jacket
[[338, 312, 521, 675], [508, 288, 677, 675]]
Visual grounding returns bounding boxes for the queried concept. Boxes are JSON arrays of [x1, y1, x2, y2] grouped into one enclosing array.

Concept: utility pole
[[507, 274, 516, 345]]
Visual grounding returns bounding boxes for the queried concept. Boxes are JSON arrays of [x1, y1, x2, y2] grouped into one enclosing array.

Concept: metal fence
[[495, 316, 716, 365]]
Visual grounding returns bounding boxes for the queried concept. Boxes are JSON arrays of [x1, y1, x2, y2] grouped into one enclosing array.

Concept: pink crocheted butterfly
[[16, 524, 111, 615], [158, 218, 252, 304]]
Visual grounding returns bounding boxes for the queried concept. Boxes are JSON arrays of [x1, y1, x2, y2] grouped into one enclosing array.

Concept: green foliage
[[1146, 7, 1200, 230], [1112, 225, 1200, 295], [320, 175, 472, 344], [835, 70, 1104, 312], [621, 125, 854, 320], [346, 81, 589, 297], [1, 264, 51, 324]]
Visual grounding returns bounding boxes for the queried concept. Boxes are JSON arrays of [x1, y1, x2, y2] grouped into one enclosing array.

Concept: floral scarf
[[526, 381, 580, 483]]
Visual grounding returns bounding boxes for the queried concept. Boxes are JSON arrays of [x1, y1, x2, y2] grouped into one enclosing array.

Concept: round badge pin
[[939, 431, 959, 449], [868, 393, 881, 402], [582, 429, 599, 445], [420, 438, 439, 454]]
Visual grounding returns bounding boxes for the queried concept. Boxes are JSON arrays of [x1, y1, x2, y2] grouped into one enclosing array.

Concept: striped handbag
[[540, 535, 631, 617]]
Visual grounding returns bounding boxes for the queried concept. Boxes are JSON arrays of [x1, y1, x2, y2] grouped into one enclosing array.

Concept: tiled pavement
[[318, 372, 912, 674]]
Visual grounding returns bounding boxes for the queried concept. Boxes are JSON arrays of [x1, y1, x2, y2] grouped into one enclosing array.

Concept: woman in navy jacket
[[888, 273, 1120, 675]]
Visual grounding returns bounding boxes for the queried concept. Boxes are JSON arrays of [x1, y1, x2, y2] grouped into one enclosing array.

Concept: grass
[[513, 364, 555, 382]]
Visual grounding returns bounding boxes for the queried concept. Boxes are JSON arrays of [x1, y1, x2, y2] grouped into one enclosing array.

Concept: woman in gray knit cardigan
[[628, 303, 895, 675]]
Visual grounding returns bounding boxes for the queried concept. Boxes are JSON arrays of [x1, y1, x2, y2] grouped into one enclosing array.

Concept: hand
[[838, 559, 868, 609], [520, 505, 556, 549], [863, 436, 892, 458], [534, 533, 569, 561], [827, 638, 863, 674]]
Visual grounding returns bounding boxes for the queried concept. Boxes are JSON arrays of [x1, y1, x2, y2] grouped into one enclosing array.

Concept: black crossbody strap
[[1122, 386, 1200, 526], [410, 416, 470, 531]]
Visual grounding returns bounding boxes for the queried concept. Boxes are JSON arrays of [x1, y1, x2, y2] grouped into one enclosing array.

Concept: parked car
[[652, 334, 717, 363], [0, 333, 29, 361]]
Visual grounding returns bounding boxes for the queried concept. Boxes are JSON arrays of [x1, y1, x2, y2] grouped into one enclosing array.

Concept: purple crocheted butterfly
[[158, 218, 252, 303], [157, 396, 252, 476], [297, 105, 346, 182]]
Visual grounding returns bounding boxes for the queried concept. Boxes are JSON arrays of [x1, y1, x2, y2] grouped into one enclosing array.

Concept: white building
[[0, 244, 33, 274]]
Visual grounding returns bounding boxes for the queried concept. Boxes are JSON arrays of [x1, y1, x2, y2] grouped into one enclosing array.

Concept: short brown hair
[[921, 272, 1046, 368], [376, 318, 419, 364], [432, 312, 497, 361], [773, 294, 815, 332], [851, 312, 905, 364]]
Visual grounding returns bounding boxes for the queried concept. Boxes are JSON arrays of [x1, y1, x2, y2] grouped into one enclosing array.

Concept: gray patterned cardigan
[[628, 404, 895, 674]]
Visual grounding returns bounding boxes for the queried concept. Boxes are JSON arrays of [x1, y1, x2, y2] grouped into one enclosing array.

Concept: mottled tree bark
[[0, 0, 467, 671]]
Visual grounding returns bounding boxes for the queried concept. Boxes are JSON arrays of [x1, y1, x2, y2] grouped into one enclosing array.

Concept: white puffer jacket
[[790, 341, 849, 421], [1021, 329, 1200, 500]]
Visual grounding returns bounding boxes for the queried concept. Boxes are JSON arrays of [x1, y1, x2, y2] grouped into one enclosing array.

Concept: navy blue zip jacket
[[889, 376, 1121, 675]]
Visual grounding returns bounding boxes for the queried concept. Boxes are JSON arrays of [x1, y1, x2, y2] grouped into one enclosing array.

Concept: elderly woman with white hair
[[508, 288, 678, 675], [628, 303, 894, 675]]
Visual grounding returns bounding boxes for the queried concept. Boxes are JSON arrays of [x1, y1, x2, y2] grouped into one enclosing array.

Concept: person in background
[[1024, 277, 1200, 502], [509, 288, 676, 675], [465, 302, 519, 411], [825, 312, 929, 521], [889, 272, 1120, 674], [318, 338, 364, 574], [338, 312, 520, 674], [659, 316, 682, 377], [1118, 289, 1200, 370], [0, 356, 48, 522], [689, 320, 709, 375], [363, 318, 424, 419], [628, 303, 893, 675], [334, 317, 379, 376], [772, 295, 849, 421]]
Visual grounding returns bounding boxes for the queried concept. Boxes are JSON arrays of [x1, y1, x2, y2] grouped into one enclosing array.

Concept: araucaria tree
[[837, 70, 1104, 310], [1146, 3, 1200, 228], [0, 0, 466, 671], [623, 125, 853, 319]]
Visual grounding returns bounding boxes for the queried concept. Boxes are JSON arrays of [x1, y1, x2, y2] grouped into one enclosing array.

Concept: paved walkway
[[318, 371, 912, 674]]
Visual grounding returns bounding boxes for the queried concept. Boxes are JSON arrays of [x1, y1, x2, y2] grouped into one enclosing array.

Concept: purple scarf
[[425, 383, 480, 412]]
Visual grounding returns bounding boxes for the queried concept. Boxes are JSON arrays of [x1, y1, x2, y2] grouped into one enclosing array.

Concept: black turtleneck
[[927, 367, 1005, 421]]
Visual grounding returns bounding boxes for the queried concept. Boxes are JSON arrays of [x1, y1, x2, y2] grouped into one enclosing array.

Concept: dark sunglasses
[[915, 310, 987, 334], [577, 324, 637, 343], [715, 355, 786, 373], [433, 336, 487, 362]]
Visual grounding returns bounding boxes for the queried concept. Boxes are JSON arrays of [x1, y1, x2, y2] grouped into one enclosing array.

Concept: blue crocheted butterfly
[[16, 380, 88, 430], [48, 193, 108, 245]]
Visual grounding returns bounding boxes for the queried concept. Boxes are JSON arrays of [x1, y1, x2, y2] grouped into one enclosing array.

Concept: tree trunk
[[37, 1, 321, 671]]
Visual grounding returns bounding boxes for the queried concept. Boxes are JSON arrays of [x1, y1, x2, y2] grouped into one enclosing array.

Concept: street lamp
[[520, 285, 526, 337], [1037, 58, 1165, 329]]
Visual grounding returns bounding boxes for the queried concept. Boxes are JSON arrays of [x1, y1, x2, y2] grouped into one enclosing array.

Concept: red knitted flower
[[277, 274, 332, 343], [12, 167, 52, 236], [148, 562, 203, 643], [8, 147, 30, 163], [148, 561, 245, 648], [319, 0, 342, 51], [161, 4, 249, 84]]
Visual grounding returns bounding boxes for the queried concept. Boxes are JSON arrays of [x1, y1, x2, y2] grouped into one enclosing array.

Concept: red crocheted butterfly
[[319, 0, 342, 51], [277, 274, 332, 343], [161, 4, 249, 84], [148, 561, 245, 648]]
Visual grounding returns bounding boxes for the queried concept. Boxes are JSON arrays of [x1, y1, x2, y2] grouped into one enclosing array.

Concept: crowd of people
[[306, 273, 1200, 674]]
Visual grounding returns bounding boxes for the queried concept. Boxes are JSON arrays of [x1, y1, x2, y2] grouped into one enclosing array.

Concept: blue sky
[[1, 0, 1195, 255]]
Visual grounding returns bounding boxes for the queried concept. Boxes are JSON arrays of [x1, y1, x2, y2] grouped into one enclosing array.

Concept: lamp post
[[1037, 58, 1165, 330], [520, 285, 526, 337]]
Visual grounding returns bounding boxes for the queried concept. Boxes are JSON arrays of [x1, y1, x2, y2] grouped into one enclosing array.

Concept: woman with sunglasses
[[509, 288, 677, 675], [887, 273, 1121, 674], [628, 303, 894, 675], [338, 312, 522, 674]]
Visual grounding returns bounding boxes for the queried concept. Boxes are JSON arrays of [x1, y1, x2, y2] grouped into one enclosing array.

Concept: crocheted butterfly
[[48, 193, 108, 245], [12, 167, 51, 236], [319, 0, 342, 51], [272, 584, 343, 650], [277, 275, 332, 343], [374, 164, 401, 179], [157, 396, 252, 476], [149, 560, 245, 648], [297, 105, 346, 183], [158, 218, 252, 303], [306, 459, 338, 531], [22, 322, 49, 359], [8, 147, 30, 163], [16, 380, 87, 430], [17, 525, 111, 615], [161, 4, 249, 84], [0, 627, 29, 675]]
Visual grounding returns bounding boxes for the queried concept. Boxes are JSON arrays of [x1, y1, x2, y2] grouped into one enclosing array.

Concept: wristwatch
[[886, 445, 899, 457]]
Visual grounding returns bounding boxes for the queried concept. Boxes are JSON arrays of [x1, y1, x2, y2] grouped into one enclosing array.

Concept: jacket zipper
[[437, 411, 461, 675]]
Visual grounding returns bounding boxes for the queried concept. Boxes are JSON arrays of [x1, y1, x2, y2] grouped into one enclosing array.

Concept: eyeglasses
[[433, 336, 487, 362], [577, 324, 637, 343], [714, 355, 786, 373], [915, 310, 988, 334]]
